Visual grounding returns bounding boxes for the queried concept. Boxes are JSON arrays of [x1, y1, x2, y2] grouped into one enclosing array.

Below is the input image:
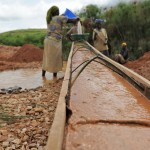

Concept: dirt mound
[[8, 44, 43, 63], [0, 45, 20, 61], [124, 51, 150, 81]]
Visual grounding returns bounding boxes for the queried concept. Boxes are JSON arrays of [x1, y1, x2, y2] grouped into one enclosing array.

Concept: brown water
[[0, 68, 65, 90], [65, 47, 150, 150]]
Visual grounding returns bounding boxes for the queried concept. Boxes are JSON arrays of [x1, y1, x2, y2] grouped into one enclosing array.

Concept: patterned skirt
[[42, 37, 62, 73]]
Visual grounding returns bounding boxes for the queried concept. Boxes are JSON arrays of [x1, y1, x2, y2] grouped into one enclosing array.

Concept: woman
[[42, 6, 79, 77], [66, 21, 78, 41]]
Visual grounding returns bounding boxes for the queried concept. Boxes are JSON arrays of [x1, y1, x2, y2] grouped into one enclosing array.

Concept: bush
[[0, 29, 46, 48]]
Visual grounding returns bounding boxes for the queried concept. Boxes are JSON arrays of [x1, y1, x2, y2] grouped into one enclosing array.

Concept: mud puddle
[[0, 68, 64, 90]]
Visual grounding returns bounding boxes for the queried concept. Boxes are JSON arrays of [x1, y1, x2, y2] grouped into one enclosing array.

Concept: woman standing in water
[[42, 6, 79, 77]]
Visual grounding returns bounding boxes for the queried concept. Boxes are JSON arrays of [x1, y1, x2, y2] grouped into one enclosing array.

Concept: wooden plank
[[46, 42, 74, 150]]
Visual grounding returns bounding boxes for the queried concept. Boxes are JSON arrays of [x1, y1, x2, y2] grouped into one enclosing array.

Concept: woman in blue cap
[[42, 6, 79, 77], [92, 19, 109, 57]]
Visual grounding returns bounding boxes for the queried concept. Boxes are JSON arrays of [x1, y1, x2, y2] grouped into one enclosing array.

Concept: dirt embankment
[[124, 51, 150, 81], [0, 44, 43, 71], [8, 44, 43, 63]]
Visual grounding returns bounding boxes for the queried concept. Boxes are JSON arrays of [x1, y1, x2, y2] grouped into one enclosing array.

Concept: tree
[[79, 4, 101, 21]]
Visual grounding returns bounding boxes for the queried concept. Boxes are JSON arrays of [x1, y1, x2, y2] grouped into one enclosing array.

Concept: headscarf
[[95, 19, 105, 24], [46, 6, 59, 24]]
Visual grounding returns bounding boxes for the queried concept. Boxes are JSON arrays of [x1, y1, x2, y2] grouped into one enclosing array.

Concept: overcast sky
[[0, 0, 133, 33]]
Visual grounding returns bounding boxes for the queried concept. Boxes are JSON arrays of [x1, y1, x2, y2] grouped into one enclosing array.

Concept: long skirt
[[42, 37, 62, 73]]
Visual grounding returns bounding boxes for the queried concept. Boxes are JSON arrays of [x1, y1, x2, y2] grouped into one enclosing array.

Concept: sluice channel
[[46, 42, 150, 150]]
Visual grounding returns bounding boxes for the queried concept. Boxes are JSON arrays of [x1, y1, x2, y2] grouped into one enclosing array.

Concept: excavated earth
[[124, 51, 150, 81], [0, 44, 149, 149]]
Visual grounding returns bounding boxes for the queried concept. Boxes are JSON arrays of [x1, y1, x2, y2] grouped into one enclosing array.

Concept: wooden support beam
[[46, 42, 74, 150], [85, 41, 150, 99]]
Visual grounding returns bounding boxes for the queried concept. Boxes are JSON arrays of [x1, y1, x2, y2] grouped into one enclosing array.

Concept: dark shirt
[[120, 47, 128, 60]]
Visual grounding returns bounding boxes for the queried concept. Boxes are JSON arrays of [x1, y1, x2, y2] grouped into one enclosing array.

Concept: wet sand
[[65, 48, 150, 150]]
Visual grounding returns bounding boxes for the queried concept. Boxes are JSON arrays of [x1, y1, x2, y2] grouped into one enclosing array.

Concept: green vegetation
[[102, 0, 150, 59], [79, 4, 101, 21], [0, 29, 46, 48], [78, 0, 150, 60], [0, 112, 29, 126], [62, 38, 72, 61]]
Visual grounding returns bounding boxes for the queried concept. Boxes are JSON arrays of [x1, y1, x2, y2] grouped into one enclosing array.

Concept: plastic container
[[63, 8, 77, 19]]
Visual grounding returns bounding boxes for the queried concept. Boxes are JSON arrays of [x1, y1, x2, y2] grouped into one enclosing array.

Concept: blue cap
[[95, 19, 105, 24]]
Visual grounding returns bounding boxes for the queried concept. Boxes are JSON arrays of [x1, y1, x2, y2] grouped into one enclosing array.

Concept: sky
[[0, 0, 133, 33]]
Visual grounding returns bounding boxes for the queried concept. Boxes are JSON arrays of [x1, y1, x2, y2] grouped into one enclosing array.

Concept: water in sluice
[[0, 68, 64, 90]]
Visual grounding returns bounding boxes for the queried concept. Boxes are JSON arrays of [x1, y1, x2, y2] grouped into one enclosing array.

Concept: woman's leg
[[53, 72, 57, 77], [42, 70, 46, 76]]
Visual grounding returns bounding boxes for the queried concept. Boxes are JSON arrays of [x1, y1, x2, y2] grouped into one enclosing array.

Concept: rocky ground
[[0, 44, 149, 150], [0, 44, 63, 150], [0, 80, 62, 150]]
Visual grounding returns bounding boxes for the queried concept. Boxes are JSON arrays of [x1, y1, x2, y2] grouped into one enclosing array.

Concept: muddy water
[[0, 69, 64, 89], [65, 48, 150, 150], [0, 62, 66, 89]]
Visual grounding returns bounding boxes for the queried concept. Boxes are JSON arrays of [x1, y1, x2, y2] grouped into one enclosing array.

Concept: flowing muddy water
[[0, 62, 66, 90], [65, 48, 150, 150]]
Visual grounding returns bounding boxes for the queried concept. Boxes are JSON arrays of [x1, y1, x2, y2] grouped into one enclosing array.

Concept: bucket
[[63, 8, 77, 19]]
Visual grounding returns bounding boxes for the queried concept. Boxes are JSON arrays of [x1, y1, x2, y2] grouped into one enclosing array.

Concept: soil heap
[[8, 44, 43, 63], [0, 44, 43, 71], [124, 51, 150, 81], [0, 45, 20, 61]]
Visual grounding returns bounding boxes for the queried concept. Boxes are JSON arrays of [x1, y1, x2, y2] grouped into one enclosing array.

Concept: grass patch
[[0, 113, 27, 125]]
